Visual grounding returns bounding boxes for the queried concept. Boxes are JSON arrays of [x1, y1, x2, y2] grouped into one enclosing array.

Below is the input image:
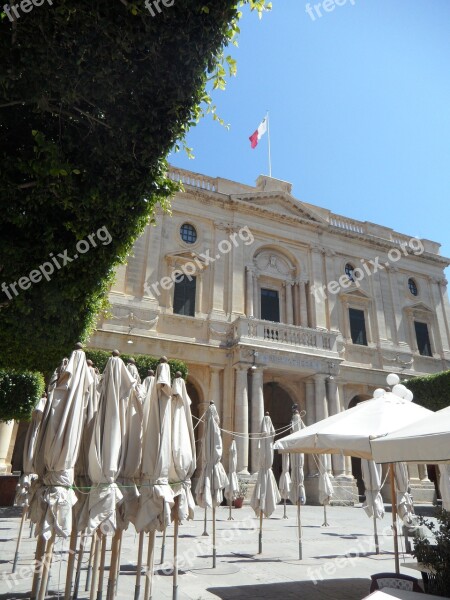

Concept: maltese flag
[[249, 115, 268, 149]]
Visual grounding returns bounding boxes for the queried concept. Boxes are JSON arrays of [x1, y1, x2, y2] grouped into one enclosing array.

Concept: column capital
[[210, 365, 223, 373], [234, 363, 249, 372]]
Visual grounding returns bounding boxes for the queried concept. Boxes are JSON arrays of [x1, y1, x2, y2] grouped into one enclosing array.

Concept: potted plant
[[233, 479, 248, 508], [413, 509, 450, 596]]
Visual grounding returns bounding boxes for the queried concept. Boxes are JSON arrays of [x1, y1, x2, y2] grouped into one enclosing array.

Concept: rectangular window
[[349, 308, 368, 346], [415, 321, 432, 356], [173, 275, 196, 317], [261, 288, 280, 322]]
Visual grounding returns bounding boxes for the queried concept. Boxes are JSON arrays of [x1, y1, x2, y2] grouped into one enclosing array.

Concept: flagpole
[[267, 112, 272, 177]]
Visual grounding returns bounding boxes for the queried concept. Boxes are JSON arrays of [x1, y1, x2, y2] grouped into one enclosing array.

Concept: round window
[[180, 223, 197, 244], [408, 278, 418, 296]]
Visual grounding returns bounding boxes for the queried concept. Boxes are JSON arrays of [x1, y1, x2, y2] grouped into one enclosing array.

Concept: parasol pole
[[134, 531, 145, 600], [202, 506, 208, 536], [30, 534, 46, 599], [389, 463, 400, 574], [30, 519, 35, 538], [258, 511, 263, 554], [37, 531, 55, 600], [106, 529, 122, 600], [297, 500, 303, 560], [173, 497, 179, 600], [64, 524, 78, 600], [89, 532, 101, 600], [228, 496, 233, 521], [96, 533, 107, 600], [212, 506, 217, 568], [73, 530, 88, 600], [283, 498, 287, 519], [85, 533, 97, 592], [144, 530, 156, 600], [373, 512, 380, 555], [12, 506, 28, 573], [160, 527, 166, 564], [322, 504, 330, 527]]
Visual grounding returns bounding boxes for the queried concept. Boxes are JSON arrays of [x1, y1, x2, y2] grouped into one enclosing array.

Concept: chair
[[370, 572, 424, 593]]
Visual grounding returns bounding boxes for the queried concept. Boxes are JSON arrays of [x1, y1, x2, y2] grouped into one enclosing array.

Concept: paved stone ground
[[0, 504, 439, 600]]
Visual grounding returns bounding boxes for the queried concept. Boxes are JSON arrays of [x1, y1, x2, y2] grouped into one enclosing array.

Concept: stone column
[[326, 377, 345, 476], [253, 273, 260, 319], [299, 278, 309, 327], [211, 223, 228, 317], [0, 421, 18, 475], [314, 374, 331, 474], [293, 282, 300, 326], [284, 282, 294, 325], [246, 267, 254, 318], [250, 367, 265, 473], [305, 379, 317, 476], [210, 366, 222, 417], [310, 247, 327, 329], [195, 272, 203, 315], [234, 365, 249, 474]]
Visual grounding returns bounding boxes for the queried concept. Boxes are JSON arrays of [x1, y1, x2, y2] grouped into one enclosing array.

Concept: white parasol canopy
[[289, 412, 306, 506], [170, 375, 196, 521], [275, 392, 433, 460], [87, 354, 135, 534], [318, 469, 334, 506], [371, 405, 450, 464], [135, 361, 174, 532], [224, 440, 239, 505], [361, 460, 384, 520], [31, 349, 93, 540], [250, 414, 281, 518], [195, 403, 229, 509]]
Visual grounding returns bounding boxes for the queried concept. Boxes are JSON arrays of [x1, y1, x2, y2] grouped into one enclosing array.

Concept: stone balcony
[[228, 317, 340, 358]]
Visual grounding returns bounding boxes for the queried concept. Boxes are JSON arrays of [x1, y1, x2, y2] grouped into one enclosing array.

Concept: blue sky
[[170, 0, 450, 267]]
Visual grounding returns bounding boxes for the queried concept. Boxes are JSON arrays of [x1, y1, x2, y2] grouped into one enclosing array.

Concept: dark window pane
[[349, 308, 368, 346], [408, 278, 418, 296], [180, 223, 197, 244], [415, 321, 432, 356], [173, 275, 196, 317], [345, 263, 355, 282], [261, 288, 280, 323]]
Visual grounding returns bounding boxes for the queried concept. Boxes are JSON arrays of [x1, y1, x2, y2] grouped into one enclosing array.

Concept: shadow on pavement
[[209, 577, 371, 599]]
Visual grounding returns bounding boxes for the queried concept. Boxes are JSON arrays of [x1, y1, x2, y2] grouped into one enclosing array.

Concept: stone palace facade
[[90, 166, 450, 503]]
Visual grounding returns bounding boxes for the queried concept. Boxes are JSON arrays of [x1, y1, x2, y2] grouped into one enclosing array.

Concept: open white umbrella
[[275, 382, 433, 572], [170, 372, 196, 600], [195, 402, 228, 567], [250, 413, 281, 554], [87, 351, 135, 600], [361, 460, 384, 554], [224, 439, 239, 520], [31, 346, 93, 600], [135, 359, 174, 600]]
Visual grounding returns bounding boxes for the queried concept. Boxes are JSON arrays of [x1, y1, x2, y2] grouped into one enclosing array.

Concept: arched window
[[408, 278, 418, 296], [345, 263, 355, 282]]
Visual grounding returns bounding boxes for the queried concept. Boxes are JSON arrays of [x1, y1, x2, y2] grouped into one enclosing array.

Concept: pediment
[[340, 288, 371, 301], [231, 192, 326, 224], [405, 301, 433, 314]]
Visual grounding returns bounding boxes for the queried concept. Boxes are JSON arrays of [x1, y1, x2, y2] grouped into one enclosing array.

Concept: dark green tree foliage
[[413, 510, 450, 596], [0, 0, 244, 374], [85, 349, 187, 381], [0, 369, 45, 422], [405, 371, 450, 412]]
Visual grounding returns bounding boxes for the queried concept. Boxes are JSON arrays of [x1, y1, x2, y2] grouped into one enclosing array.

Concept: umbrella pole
[[115, 531, 123, 596], [12, 506, 28, 573], [322, 505, 330, 527], [30, 519, 35, 538], [31, 534, 46, 600], [297, 501, 303, 561], [89, 533, 101, 600], [160, 527, 166, 564], [134, 531, 145, 600], [258, 511, 263, 555], [86, 533, 97, 592], [389, 463, 400, 574], [283, 499, 287, 519], [37, 531, 55, 600], [144, 530, 156, 600], [212, 506, 216, 569], [202, 506, 208, 536], [73, 530, 88, 600], [106, 529, 122, 600], [64, 525, 78, 600], [228, 498, 233, 521], [173, 498, 179, 600], [96, 532, 107, 600], [373, 513, 380, 555]]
